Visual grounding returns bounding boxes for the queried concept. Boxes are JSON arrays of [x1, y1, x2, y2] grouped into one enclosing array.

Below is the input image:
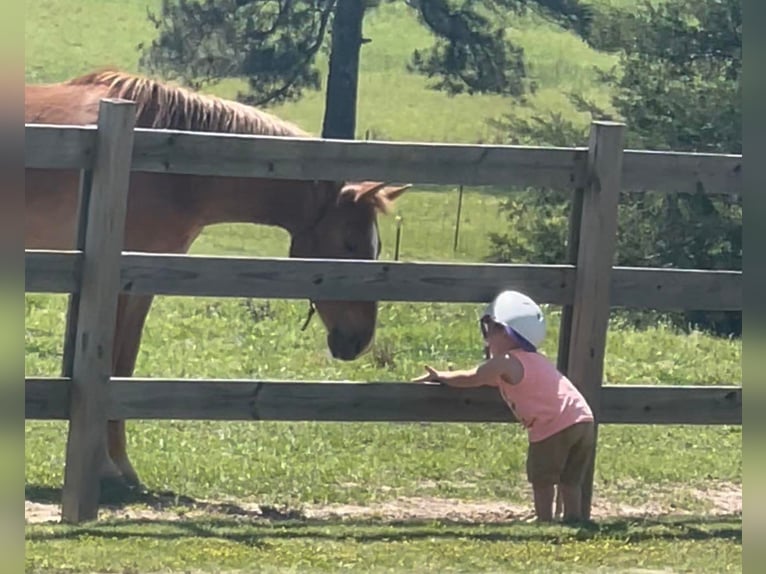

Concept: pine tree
[[139, 0, 594, 137]]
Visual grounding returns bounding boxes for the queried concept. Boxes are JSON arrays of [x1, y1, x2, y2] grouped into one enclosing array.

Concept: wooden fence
[[25, 99, 742, 524]]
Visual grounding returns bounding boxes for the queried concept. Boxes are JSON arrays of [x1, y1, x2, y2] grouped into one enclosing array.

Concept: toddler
[[413, 290, 595, 523]]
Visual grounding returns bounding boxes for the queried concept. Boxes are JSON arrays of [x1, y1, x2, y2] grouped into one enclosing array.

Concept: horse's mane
[[65, 69, 398, 214], [66, 69, 312, 138]]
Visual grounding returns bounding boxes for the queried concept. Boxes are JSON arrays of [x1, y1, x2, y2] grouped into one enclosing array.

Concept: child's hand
[[412, 365, 445, 385]]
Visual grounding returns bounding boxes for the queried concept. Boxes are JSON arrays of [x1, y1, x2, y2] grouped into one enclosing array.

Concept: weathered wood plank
[[25, 124, 741, 195], [25, 124, 96, 169], [62, 170, 93, 380], [566, 121, 626, 520], [25, 250, 741, 311], [622, 149, 742, 196], [115, 254, 741, 311], [25, 378, 741, 425], [553, 182, 585, 518], [60, 100, 137, 524], [130, 128, 586, 188], [25, 250, 82, 293], [131, 130, 741, 195], [26, 378, 70, 419], [610, 266, 741, 311], [557, 186, 585, 375], [599, 384, 741, 425], [118, 253, 574, 304]]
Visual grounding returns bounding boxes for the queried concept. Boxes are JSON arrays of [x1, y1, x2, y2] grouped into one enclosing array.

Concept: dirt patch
[[303, 497, 533, 523], [689, 481, 742, 515], [593, 479, 742, 518], [26, 501, 63, 525], [25, 481, 741, 525]]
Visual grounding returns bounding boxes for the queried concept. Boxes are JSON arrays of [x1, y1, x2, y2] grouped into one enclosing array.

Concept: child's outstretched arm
[[412, 355, 523, 388], [412, 365, 485, 388]]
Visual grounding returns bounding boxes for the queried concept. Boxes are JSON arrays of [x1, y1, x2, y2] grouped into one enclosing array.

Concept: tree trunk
[[321, 0, 366, 139]]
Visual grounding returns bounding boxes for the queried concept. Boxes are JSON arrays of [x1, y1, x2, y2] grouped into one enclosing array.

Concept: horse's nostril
[[327, 329, 371, 360]]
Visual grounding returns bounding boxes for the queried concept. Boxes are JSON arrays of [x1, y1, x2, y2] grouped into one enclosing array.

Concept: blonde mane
[[66, 69, 312, 138], [62, 69, 401, 215]]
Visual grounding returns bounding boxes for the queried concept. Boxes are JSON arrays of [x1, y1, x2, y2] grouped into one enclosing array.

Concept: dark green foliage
[[139, 0, 335, 106], [590, 0, 741, 153], [487, 0, 741, 336], [406, 0, 528, 96], [139, 0, 596, 105], [406, 0, 594, 96], [525, 0, 595, 36]]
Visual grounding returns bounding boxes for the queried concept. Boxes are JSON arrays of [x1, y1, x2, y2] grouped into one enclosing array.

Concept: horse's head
[[289, 180, 410, 360]]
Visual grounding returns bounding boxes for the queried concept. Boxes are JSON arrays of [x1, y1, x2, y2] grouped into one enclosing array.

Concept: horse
[[25, 69, 410, 494]]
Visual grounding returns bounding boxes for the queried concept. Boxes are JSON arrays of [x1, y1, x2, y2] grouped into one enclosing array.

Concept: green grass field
[[25, 0, 741, 571], [27, 517, 742, 573]]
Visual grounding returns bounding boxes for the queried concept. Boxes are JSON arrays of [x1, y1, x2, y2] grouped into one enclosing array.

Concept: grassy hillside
[[25, 0, 619, 143]]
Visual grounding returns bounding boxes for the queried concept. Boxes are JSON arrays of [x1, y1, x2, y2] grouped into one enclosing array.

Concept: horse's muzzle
[[327, 328, 371, 361]]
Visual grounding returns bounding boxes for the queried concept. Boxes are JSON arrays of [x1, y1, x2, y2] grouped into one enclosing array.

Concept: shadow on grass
[[27, 513, 741, 548], [26, 482, 168, 507], [26, 483, 741, 548], [25, 483, 303, 519], [25, 520, 743, 546], [25, 485, 62, 505]]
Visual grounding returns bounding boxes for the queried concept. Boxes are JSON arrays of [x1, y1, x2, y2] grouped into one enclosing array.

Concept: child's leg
[[532, 482, 556, 522], [560, 483, 582, 521], [554, 484, 563, 519], [527, 436, 568, 522], [559, 421, 596, 523]]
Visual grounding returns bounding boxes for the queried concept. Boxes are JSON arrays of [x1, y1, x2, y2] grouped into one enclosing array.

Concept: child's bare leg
[[560, 483, 582, 522], [532, 483, 556, 522], [554, 484, 563, 519]]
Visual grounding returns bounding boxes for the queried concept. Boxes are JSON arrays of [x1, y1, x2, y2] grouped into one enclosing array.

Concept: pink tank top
[[497, 350, 594, 443]]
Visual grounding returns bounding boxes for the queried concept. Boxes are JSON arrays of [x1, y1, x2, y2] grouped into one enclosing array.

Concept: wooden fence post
[[556, 176, 585, 375], [60, 99, 136, 523], [61, 170, 93, 378], [565, 121, 625, 520]]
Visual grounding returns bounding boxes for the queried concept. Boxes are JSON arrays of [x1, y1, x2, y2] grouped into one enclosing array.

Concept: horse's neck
[[192, 176, 327, 234]]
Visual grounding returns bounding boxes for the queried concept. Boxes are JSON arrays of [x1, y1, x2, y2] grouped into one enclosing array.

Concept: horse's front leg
[[106, 293, 155, 491]]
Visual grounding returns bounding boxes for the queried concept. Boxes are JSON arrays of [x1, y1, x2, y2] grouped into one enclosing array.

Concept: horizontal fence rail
[[24, 124, 95, 169], [25, 125, 743, 195], [26, 378, 742, 425], [25, 250, 742, 311]]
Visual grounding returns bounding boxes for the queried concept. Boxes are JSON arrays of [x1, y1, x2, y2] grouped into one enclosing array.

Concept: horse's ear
[[339, 181, 387, 203], [338, 181, 407, 213], [381, 184, 411, 202], [356, 181, 389, 202]]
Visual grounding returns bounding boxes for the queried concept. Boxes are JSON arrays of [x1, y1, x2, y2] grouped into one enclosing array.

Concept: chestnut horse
[[25, 69, 410, 493]]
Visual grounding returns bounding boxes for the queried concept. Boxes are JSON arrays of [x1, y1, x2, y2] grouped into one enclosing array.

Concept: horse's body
[[25, 70, 409, 491]]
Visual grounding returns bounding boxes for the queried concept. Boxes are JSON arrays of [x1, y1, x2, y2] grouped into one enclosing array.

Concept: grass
[[25, 0, 741, 571], [26, 517, 742, 573]]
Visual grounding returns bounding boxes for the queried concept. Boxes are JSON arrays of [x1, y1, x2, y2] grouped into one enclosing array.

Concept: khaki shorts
[[526, 421, 595, 486]]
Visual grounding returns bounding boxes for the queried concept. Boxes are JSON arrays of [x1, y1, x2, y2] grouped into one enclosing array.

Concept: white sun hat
[[480, 290, 546, 351]]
